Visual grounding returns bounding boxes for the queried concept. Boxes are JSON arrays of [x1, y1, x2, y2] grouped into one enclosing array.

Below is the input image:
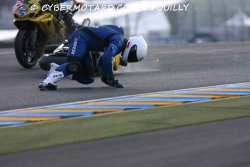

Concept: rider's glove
[[101, 75, 124, 88]]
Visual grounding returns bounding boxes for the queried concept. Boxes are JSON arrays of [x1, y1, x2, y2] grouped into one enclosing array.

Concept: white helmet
[[122, 35, 148, 63]]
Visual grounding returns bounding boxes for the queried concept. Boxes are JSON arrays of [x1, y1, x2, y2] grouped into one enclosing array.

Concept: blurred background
[[0, 0, 16, 29], [1, 0, 250, 44]]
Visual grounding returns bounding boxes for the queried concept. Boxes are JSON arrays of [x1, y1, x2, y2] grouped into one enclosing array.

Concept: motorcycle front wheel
[[15, 30, 39, 69]]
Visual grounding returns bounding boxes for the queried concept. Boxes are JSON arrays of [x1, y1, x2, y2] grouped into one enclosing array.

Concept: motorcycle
[[13, 0, 67, 69]]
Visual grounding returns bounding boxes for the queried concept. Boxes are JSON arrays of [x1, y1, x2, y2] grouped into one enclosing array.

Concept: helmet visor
[[128, 45, 138, 62]]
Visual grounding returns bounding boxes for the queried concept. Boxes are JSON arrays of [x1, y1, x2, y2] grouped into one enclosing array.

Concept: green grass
[[1, 96, 250, 155]]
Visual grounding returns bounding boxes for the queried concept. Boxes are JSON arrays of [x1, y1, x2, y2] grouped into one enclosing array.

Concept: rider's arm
[[99, 37, 124, 77], [100, 42, 124, 88], [96, 30, 125, 88], [101, 43, 120, 76]]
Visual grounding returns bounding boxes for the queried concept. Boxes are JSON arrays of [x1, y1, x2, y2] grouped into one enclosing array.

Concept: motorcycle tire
[[39, 53, 67, 71], [44, 44, 60, 54], [15, 30, 38, 69]]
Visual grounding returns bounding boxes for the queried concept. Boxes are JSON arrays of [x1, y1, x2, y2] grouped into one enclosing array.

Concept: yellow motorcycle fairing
[[13, 0, 65, 44]]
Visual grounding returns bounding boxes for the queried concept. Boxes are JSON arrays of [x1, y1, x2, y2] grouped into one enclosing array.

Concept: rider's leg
[[39, 30, 88, 90], [57, 30, 88, 75]]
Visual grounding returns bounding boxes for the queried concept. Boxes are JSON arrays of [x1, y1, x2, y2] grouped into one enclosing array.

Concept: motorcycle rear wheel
[[39, 52, 100, 75], [39, 53, 67, 71], [44, 44, 60, 54]]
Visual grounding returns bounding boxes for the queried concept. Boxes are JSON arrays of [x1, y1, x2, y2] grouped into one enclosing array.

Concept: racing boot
[[48, 63, 60, 76], [39, 70, 64, 91], [101, 75, 124, 88]]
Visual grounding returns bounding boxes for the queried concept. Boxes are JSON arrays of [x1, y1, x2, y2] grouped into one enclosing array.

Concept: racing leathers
[[39, 25, 126, 90]]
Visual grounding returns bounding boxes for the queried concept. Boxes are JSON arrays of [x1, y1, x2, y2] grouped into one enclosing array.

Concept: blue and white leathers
[[56, 25, 125, 84]]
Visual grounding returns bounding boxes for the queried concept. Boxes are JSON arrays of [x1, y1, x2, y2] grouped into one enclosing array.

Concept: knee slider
[[67, 56, 82, 73]]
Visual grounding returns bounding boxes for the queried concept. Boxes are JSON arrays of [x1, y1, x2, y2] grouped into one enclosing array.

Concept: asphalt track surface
[[1, 42, 250, 111], [1, 42, 250, 166]]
